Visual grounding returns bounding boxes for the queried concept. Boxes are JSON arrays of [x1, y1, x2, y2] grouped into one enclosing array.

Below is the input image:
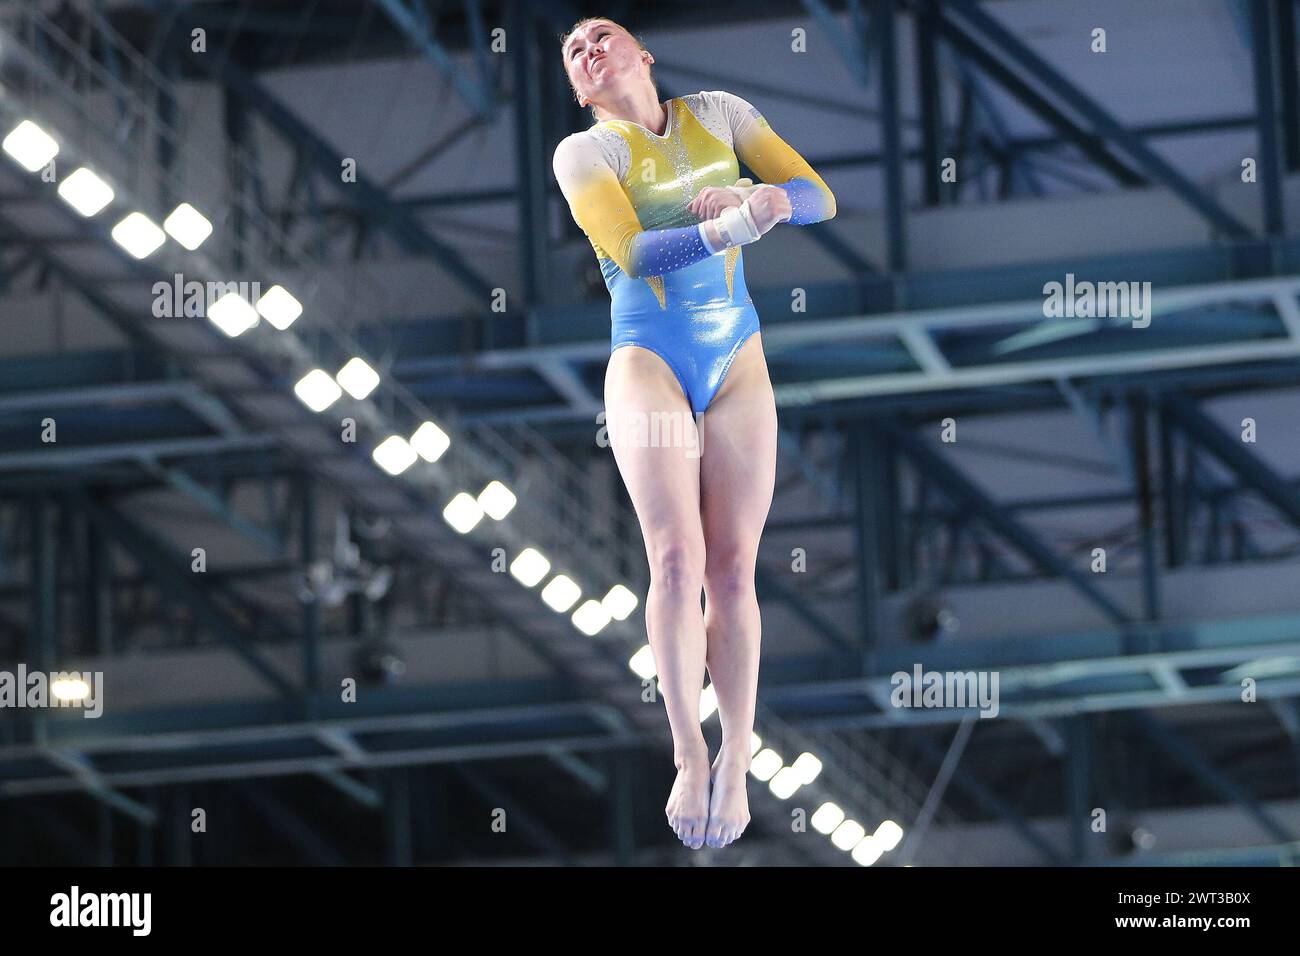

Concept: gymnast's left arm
[[713, 90, 837, 226]]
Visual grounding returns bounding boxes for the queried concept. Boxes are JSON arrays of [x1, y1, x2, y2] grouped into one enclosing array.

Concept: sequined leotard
[[553, 89, 836, 413]]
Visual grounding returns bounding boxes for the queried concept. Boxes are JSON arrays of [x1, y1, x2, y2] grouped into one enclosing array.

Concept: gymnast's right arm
[[553, 134, 721, 279]]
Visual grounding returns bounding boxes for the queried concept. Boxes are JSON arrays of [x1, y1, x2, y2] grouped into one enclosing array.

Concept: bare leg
[[605, 345, 710, 849], [698, 334, 778, 848]]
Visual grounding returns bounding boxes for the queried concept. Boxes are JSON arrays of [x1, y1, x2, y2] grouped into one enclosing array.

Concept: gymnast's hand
[[745, 184, 792, 233], [691, 178, 792, 237], [688, 182, 748, 221]]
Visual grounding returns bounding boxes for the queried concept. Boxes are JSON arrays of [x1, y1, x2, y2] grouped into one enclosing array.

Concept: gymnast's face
[[563, 20, 653, 109]]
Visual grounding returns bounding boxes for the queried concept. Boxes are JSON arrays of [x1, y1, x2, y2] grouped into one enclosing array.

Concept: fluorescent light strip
[[293, 369, 342, 412], [509, 548, 551, 587], [373, 436, 418, 476], [443, 492, 484, 533], [601, 584, 638, 620], [111, 212, 166, 259], [208, 292, 259, 337], [337, 357, 380, 400], [57, 167, 114, 216], [540, 575, 580, 613], [572, 599, 611, 636], [477, 480, 516, 520], [410, 421, 450, 462], [628, 645, 656, 679], [3, 120, 58, 171], [163, 202, 213, 250], [831, 819, 866, 851], [256, 285, 303, 330]]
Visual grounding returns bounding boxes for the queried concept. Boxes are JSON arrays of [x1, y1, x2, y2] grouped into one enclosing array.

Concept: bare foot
[[705, 744, 752, 848], [665, 750, 711, 850]]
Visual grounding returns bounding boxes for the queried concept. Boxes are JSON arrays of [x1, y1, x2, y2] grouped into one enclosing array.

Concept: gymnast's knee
[[703, 556, 756, 604], [647, 540, 705, 595]]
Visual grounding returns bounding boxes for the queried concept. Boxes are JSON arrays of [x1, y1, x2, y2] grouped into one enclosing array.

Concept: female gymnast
[[554, 17, 836, 850]]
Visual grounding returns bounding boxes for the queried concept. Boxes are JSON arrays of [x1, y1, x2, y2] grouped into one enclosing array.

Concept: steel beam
[[940, 1, 1252, 237], [938, 21, 1144, 189], [371, 0, 496, 119], [141, 460, 286, 558], [915, 0, 944, 206], [911, 734, 1063, 864], [1132, 710, 1296, 843], [422, 272, 1300, 418], [897, 716, 974, 865], [0, 700, 637, 792], [878, 0, 907, 271], [755, 563, 855, 656], [1064, 715, 1091, 863], [511, 0, 550, 314], [232, 780, 347, 866], [299, 473, 321, 718], [1276, 0, 1300, 169], [853, 424, 882, 654], [314, 770, 382, 809], [799, 0, 872, 86], [608, 749, 635, 865], [1163, 394, 1300, 529], [786, 665, 1300, 729], [1249, 0, 1286, 235], [29, 495, 56, 674], [1127, 393, 1161, 621], [383, 767, 414, 865], [182, 30, 498, 301], [39, 749, 158, 826], [457, 764, 577, 864], [75, 491, 299, 696], [82, 512, 113, 655], [881, 420, 1131, 625]]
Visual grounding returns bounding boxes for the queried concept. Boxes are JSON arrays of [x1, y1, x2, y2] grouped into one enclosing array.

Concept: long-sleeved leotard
[[553, 89, 836, 414]]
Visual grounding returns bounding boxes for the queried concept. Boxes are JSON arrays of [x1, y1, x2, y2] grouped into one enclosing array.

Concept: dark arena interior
[[0, 0, 1298, 928]]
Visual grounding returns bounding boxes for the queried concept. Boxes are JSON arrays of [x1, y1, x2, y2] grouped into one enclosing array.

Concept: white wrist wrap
[[714, 201, 761, 249]]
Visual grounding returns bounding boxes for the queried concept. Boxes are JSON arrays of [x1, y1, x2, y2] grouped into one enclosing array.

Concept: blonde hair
[[559, 16, 657, 122]]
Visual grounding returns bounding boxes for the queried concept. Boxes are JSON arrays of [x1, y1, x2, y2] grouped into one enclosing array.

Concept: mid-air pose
[[554, 17, 836, 849]]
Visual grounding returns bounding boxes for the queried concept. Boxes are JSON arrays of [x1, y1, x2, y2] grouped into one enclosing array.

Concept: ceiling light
[[373, 435, 418, 476], [791, 752, 823, 785], [811, 802, 845, 835], [540, 575, 581, 612], [255, 285, 303, 330], [628, 644, 656, 679], [293, 369, 342, 412], [601, 584, 638, 620], [831, 819, 866, 851], [572, 599, 611, 636], [852, 836, 884, 866], [2, 120, 58, 171], [477, 480, 516, 520], [410, 421, 450, 462], [336, 357, 380, 399], [509, 548, 550, 587], [57, 167, 113, 216], [207, 292, 259, 337], [749, 748, 782, 781], [163, 202, 213, 250], [111, 212, 166, 259], [442, 492, 484, 533]]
